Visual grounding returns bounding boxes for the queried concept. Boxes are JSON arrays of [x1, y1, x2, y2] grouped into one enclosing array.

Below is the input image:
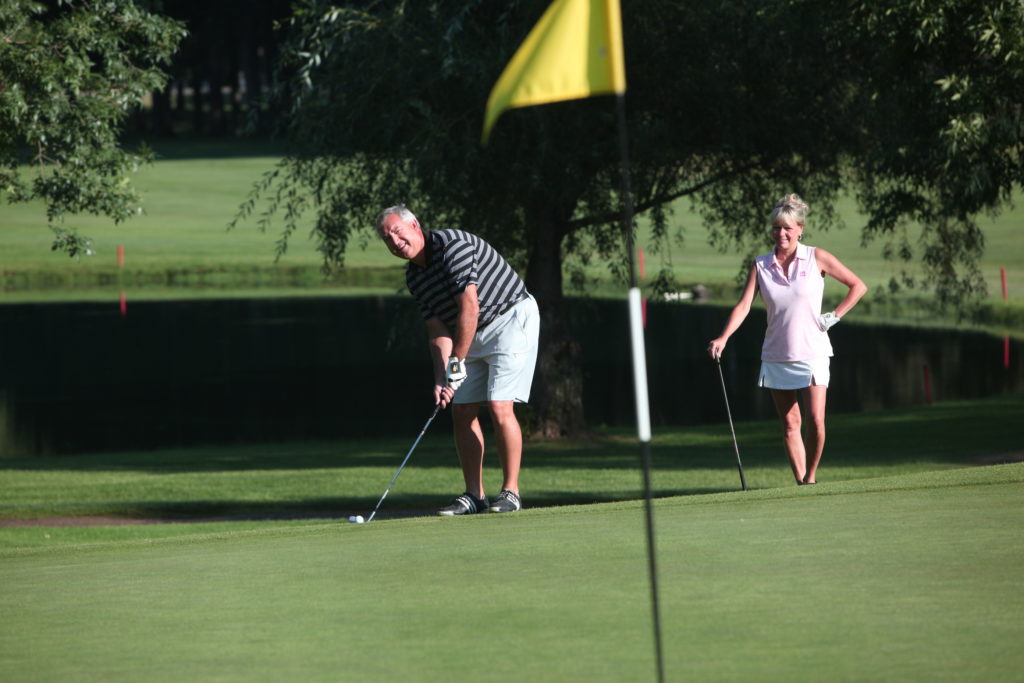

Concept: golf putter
[[713, 352, 749, 491], [364, 403, 442, 523]]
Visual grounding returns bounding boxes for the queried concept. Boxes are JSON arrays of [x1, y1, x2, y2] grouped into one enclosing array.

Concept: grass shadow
[[2, 395, 1021, 522], [2, 394, 1021, 475]]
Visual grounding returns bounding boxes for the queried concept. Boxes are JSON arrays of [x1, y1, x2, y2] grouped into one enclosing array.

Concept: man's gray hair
[[377, 203, 417, 231]]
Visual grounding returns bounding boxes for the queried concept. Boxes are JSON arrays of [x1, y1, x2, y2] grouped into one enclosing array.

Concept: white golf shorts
[[758, 357, 831, 390], [454, 295, 540, 404]]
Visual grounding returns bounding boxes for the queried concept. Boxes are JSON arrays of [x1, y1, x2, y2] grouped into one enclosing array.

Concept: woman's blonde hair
[[770, 193, 808, 227]]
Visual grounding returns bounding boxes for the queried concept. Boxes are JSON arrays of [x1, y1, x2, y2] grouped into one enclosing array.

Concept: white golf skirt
[[758, 357, 830, 390]]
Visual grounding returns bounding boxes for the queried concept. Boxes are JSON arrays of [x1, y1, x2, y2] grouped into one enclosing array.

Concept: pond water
[[1, 297, 1020, 455]]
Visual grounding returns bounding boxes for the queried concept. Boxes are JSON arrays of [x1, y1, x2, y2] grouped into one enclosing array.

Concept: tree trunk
[[151, 87, 173, 137], [524, 215, 586, 438], [190, 72, 204, 135]]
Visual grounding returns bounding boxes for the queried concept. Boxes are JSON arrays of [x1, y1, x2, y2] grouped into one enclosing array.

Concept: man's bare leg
[[488, 400, 521, 494], [452, 403, 486, 499]]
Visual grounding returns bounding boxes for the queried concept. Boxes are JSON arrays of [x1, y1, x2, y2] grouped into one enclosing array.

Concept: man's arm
[[425, 284, 479, 407], [451, 284, 479, 361], [425, 317, 454, 407]]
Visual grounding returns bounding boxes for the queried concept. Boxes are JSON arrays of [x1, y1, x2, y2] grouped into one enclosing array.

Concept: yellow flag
[[482, 0, 626, 144]]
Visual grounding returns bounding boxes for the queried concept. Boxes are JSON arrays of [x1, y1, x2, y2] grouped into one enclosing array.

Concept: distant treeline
[[128, 0, 292, 138]]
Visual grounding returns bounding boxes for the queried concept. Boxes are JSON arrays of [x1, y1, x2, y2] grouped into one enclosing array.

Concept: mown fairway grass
[[1, 395, 1022, 681], [2, 140, 404, 301], [3, 140, 1022, 330]]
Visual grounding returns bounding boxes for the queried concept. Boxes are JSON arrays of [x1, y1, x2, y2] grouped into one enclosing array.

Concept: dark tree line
[[129, 0, 292, 137]]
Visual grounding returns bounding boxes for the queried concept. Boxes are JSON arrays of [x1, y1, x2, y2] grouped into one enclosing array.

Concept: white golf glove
[[446, 357, 467, 391], [818, 311, 840, 331]]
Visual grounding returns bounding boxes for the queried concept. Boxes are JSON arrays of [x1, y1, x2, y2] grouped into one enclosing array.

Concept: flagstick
[[617, 93, 665, 683]]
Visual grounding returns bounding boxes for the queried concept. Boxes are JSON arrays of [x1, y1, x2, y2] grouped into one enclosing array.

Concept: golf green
[[1, 464, 1021, 681]]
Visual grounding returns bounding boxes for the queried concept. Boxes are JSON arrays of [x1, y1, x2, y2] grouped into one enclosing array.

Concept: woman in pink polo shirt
[[708, 194, 867, 485]]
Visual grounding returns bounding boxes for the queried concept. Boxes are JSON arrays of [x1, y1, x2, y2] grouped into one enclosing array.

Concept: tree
[[240, 0, 1024, 435], [838, 0, 1024, 304], [0, 0, 185, 256]]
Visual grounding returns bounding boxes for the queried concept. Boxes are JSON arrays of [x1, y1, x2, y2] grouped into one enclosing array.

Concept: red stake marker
[[117, 245, 125, 268]]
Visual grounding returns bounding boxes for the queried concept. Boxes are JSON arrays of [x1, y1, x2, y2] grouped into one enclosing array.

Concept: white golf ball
[[349, 515, 365, 524]]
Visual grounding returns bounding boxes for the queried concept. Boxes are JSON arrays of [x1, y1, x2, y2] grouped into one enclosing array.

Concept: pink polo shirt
[[755, 244, 833, 362]]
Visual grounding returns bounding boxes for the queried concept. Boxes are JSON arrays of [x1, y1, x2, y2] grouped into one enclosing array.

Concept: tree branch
[[565, 160, 763, 231]]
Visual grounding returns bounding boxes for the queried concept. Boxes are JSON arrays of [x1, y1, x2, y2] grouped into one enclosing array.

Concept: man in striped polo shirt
[[377, 204, 540, 515]]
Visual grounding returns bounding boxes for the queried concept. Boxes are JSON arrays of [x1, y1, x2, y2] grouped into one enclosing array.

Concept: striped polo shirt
[[406, 229, 528, 331]]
